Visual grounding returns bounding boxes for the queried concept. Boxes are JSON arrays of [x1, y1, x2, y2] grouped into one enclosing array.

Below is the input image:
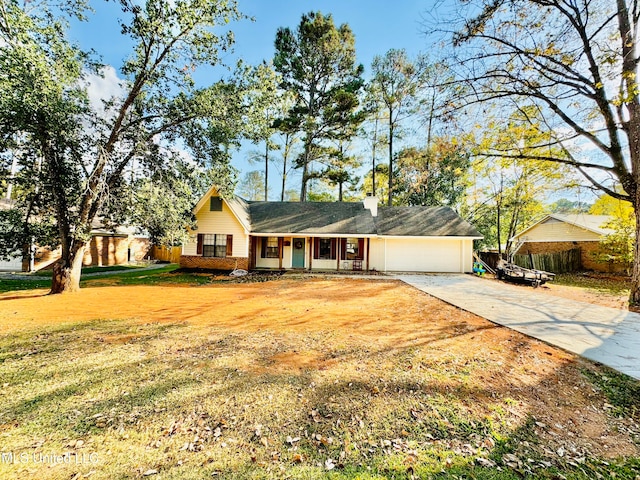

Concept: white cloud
[[83, 65, 126, 115]]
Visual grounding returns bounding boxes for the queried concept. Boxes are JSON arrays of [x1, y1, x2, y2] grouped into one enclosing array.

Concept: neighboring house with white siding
[[510, 214, 616, 272], [181, 186, 483, 273]]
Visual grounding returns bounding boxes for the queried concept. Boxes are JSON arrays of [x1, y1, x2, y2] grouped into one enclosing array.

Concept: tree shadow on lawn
[[0, 291, 50, 301], [1, 316, 640, 479]]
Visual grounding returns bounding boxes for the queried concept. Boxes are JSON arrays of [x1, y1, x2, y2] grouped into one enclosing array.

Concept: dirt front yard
[[0, 277, 639, 479]]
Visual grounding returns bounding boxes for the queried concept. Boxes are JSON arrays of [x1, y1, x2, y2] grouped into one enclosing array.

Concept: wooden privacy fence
[[150, 245, 182, 263], [513, 248, 581, 274]]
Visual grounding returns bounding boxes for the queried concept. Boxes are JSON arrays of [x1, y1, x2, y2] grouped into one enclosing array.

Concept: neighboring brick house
[[0, 197, 150, 272], [82, 222, 151, 268], [510, 213, 621, 272], [181, 186, 483, 273]]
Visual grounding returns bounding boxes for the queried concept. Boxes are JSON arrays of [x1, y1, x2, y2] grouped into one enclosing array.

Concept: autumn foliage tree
[[0, 0, 249, 293], [394, 138, 470, 209], [448, 0, 640, 303], [464, 113, 575, 255]]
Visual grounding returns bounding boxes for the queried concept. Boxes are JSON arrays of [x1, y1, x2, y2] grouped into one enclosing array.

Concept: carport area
[[394, 273, 640, 380]]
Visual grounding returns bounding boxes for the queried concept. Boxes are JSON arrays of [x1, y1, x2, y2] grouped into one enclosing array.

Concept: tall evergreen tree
[[370, 49, 432, 206], [274, 11, 364, 201]]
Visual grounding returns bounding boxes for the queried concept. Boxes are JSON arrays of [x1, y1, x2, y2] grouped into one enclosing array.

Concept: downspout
[[384, 237, 387, 273]]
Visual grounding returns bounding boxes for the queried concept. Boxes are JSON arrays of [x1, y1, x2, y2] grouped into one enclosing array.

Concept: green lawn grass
[[0, 264, 208, 293], [0, 314, 638, 479], [554, 272, 632, 296], [31, 264, 149, 277]]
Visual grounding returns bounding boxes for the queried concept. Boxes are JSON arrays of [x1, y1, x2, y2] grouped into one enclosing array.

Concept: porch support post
[[366, 238, 370, 272], [308, 237, 313, 271], [278, 237, 283, 270], [337, 237, 341, 271], [248, 236, 255, 270]]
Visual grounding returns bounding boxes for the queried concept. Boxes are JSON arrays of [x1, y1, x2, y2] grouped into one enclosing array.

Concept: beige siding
[[311, 259, 339, 270], [368, 238, 386, 272], [461, 239, 474, 272], [0, 255, 23, 271], [516, 218, 602, 242], [182, 199, 248, 257], [385, 238, 463, 272], [368, 237, 473, 273]]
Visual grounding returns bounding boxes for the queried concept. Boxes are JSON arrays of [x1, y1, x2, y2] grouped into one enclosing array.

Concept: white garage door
[[385, 238, 462, 272], [0, 255, 23, 272]]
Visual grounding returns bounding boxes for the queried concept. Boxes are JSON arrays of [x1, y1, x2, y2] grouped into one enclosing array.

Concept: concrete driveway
[[394, 273, 640, 381]]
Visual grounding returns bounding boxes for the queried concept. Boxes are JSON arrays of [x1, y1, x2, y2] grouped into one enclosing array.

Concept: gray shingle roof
[[244, 201, 481, 238], [248, 201, 377, 235], [375, 206, 483, 237]]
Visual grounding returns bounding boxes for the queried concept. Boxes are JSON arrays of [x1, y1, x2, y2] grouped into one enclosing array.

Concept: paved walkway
[[394, 274, 640, 381]]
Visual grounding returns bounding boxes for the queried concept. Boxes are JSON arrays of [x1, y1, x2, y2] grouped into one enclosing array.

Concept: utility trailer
[[495, 259, 555, 288]]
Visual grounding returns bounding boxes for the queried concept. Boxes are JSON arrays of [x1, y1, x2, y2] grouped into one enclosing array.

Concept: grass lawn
[[554, 272, 632, 296], [0, 264, 209, 293], [0, 277, 639, 479], [30, 264, 151, 277]]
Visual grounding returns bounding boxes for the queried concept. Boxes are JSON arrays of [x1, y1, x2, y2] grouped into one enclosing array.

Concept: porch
[[249, 235, 371, 272]]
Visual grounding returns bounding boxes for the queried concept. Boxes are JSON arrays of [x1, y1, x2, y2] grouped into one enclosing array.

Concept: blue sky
[[70, 1, 434, 76], [67, 1, 446, 198]]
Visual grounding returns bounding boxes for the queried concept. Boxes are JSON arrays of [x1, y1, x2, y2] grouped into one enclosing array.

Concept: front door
[[292, 238, 305, 268]]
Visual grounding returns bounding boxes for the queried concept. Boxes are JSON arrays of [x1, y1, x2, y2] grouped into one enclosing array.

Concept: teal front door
[[292, 239, 305, 268]]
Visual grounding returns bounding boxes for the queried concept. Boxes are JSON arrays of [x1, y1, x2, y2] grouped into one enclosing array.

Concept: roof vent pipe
[[363, 194, 378, 217]]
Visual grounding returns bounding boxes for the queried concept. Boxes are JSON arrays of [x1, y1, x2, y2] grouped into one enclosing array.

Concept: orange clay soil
[[0, 277, 639, 460]]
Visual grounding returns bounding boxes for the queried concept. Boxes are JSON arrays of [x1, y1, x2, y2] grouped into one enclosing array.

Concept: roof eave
[[380, 235, 483, 240], [250, 232, 378, 238]]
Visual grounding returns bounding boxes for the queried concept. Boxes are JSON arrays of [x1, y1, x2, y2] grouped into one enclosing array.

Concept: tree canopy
[[369, 49, 433, 206], [447, 0, 640, 302], [274, 11, 365, 201], [0, 0, 252, 292]]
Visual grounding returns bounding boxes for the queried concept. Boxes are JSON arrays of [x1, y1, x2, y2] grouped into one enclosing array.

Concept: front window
[[317, 238, 335, 260], [262, 237, 279, 258], [202, 234, 227, 258], [345, 238, 360, 260]]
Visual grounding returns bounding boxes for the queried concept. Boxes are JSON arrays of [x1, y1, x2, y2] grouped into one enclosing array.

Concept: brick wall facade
[[180, 255, 249, 271], [83, 236, 128, 266], [516, 241, 627, 273]]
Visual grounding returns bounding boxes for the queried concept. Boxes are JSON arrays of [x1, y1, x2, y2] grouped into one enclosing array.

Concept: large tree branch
[[478, 150, 617, 173]]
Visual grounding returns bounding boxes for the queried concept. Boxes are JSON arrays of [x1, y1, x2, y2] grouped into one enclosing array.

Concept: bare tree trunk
[[631, 191, 640, 305], [300, 139, 310, 202], [50, 241, 86, 294], [496, 204, 502, 258], [264, 142, 269, 201], [371, 116, 378, 197], [388, 112, 394, 206]]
